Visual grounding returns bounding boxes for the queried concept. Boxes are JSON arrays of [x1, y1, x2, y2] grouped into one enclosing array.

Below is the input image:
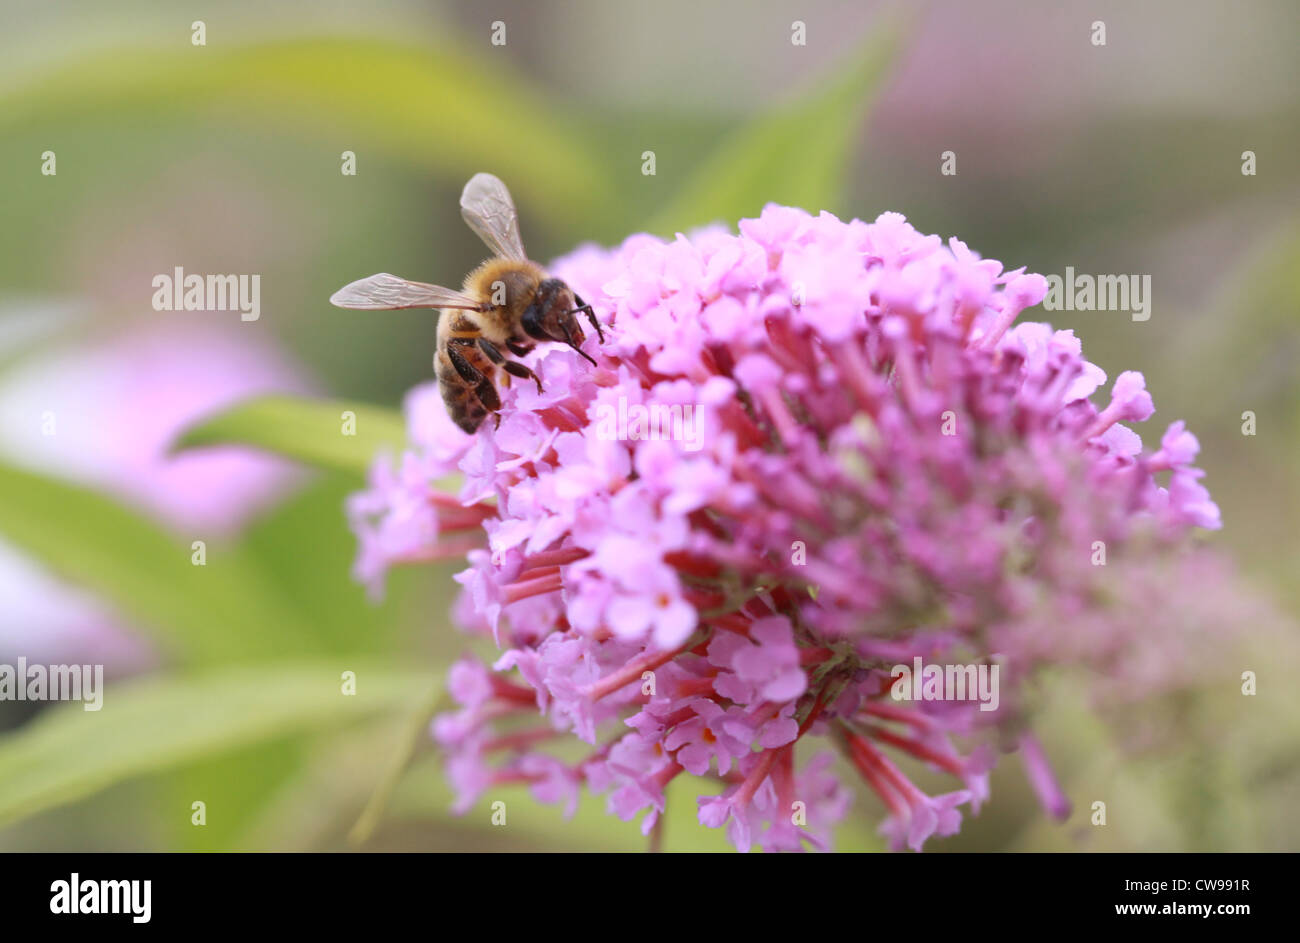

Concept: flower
[[348, 204, 1227, 851], [0, 319, 313, 677], [0, 537, 145, 669], [0, 321, 310, 535]]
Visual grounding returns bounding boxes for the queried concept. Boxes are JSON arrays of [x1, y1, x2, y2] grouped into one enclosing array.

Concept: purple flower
[[1150, 420, 1201, 470], [711, 616, 807, 704], [0, 321, 311, 674], [346, 203, 1231, 851], [0, 322, 310, 535], [0, 537, 148, 670], [661, 698, 750, 775]]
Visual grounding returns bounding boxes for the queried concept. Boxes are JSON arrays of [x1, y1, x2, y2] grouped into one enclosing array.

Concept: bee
[[330, 173, 604, 433]]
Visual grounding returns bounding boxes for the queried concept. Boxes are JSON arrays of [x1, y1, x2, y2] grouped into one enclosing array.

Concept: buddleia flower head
[[350, 204, 1228, 851]]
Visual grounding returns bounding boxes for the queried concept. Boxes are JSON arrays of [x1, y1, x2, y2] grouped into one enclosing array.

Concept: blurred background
[[0, 0, 1296, 852]]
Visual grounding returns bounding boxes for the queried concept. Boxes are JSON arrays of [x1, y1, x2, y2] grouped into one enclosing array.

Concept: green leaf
[[1159, 223, 1300, 607], [0, 461, 316, 663], [0, 662, 432, 829], [0, 36, 613, 225], [236, 473, 414, 651], [172, 394, 406, 477], [232, 717, 436, 851], [1173, 223, 1300, 431], [348, 679, 445, 846], [164, 737, 310, 852], [645, 22, 903, 235]]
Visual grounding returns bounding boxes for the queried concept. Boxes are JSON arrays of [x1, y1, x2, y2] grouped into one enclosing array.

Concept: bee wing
[[329, 273, 482, 310], [460, 173, 527, 261]]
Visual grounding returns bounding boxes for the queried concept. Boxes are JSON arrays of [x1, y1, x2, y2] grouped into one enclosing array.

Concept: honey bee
[[330, 173, 604, 433]]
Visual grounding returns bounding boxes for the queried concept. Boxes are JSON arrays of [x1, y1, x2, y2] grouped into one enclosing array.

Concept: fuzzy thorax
[[461, 258, 548, 344]]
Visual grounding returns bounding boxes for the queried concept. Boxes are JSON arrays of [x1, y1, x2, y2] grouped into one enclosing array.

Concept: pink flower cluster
[[348, 206, 1221, 851]]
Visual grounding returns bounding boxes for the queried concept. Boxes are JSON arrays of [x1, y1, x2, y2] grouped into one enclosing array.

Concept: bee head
[[524, 278, 595, 364]]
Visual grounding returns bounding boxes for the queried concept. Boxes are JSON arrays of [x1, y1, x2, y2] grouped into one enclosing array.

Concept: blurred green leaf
[[0, 36, 613, 225], [164, 737, 309, 853], [233, 716, 427, 851], [1173, 223, 1300, 435], [1162, 223, 1300, 608], [173, 394, 405, 477], [0, 461, 317, 662], [645, 23, 902, 235], [238, 472, 419, 651], [0, 662, 432, 829], [349, 679, 444, 845]]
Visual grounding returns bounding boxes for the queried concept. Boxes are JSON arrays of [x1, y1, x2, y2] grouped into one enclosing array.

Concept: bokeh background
[[0, 0, 1297, 852]]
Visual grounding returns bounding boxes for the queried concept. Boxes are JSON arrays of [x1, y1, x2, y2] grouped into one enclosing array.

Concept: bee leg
[[573, 293, 605, 343], [506, 340, 534, 357], [476, 337, 506, 364], [447, 343, 501, 412], [474, 339, 511, 389], [501, 360, 544, 395], [478, 338, 544, 395]]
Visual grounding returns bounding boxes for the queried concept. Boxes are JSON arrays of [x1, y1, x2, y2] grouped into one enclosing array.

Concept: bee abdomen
[[436, 340, 499, 434]]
